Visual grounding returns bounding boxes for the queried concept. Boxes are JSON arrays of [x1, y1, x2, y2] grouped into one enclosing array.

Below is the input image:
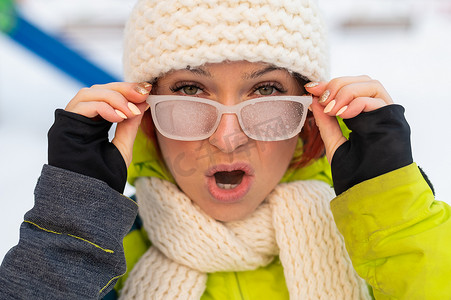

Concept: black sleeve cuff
[[331, 105, 413, 195], [48, 109, 127, 193]]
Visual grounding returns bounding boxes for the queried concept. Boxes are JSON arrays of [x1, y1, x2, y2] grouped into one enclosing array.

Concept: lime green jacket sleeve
[[331, 163, 451, 299]]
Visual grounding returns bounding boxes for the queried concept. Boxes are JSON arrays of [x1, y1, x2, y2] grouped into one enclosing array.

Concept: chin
[[204, 200, 260, 222]]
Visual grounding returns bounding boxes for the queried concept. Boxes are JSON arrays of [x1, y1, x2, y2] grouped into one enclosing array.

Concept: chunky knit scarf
[[120, 177, 371, 299]]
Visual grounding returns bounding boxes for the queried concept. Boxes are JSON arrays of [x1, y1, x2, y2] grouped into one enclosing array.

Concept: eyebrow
[[183, 64, 285, 79], [243, 66, 285, 80], [186, 66, 212, 77]]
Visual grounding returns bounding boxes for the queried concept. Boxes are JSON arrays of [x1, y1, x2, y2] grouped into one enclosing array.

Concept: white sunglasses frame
[[146, 95, 312, 141]]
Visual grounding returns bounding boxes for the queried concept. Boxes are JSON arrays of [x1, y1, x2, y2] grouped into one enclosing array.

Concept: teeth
[[217, 183, 239, 190]]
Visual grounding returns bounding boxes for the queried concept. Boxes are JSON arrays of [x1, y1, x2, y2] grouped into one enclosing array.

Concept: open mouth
[[206, 163, 254, 203], [214, 170, 245, 190]]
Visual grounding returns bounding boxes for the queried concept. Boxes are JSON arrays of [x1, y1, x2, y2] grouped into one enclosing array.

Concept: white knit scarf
[[120, 177, 371, 299]]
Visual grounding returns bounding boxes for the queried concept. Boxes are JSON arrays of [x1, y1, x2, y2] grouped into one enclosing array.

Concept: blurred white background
[[1, 0, 451, 261]]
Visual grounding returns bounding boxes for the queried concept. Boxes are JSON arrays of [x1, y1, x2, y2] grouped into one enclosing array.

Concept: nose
[[209, 114, 249, 153]]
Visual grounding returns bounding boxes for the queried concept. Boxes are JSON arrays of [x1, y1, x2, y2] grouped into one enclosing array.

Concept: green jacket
[[332, 163, 451, 299]]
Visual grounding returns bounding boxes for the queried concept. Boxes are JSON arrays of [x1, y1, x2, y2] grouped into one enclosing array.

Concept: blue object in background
[[4, 10, 120, 86]]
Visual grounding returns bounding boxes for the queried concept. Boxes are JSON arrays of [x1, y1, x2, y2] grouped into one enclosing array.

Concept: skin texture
[[65, 62, 394, 221]]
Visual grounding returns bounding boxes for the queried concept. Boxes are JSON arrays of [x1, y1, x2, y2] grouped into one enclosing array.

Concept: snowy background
[[1, 0, 451, 261]]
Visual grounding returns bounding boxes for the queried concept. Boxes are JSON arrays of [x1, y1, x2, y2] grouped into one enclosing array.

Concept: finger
[[304, 81, 328, 97], [310, 97, 347, 164], [313, 75, 375, 107], [67, 100, 143, 123], [322, 81, 392, 117], [66, 88, 130, 117], [73, 101, 127, 122], [330, 80, 392, 113], [66, 84, 150, 119], [334, 97, 387, 119], [112, 102, 149, 167], [91, 82, 152, 103]]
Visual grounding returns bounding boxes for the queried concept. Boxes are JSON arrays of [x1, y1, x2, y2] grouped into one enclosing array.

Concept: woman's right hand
[[65, 82, 151, 167]]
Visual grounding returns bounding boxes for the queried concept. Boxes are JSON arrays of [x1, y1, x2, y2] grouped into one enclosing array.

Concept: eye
[[170, 82, 204, 95], [253, 82, 286, 96], [181, 85, 201, 95], [256, 86, 275, 95]]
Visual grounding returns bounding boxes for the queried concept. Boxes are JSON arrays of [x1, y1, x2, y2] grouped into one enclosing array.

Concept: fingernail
[[319, 90, 330, 103], [128, 102, 141, 115], [336, 106, 348, 116], [134, 86, 149, 95], [115, 109, 128, 119], [323, 100, 336, 114], [305, 82, 320, 88], [140, 82, 152, 89], [308, 105, 312, 112], [134, 82, 152, 95]]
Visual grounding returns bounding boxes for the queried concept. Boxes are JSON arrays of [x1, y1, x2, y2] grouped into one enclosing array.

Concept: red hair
[[141, 110, 159, 149], [290, 111, 325, 168]]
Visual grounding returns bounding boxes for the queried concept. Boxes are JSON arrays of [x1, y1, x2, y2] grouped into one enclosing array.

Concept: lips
[[206, 163, 254, 203]]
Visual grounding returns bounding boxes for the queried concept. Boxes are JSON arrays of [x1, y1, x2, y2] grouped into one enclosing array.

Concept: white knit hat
[[123, 0, 329, 83]]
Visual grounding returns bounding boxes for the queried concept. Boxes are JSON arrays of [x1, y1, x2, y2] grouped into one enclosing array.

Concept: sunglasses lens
[[240, 100, 305, 141], [154, 100, 218, 140]]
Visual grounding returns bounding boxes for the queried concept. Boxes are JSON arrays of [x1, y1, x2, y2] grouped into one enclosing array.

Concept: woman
[[1, 0, 449, 299]]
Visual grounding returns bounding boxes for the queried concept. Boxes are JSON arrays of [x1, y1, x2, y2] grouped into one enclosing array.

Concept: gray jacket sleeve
[[0, 164, 138, 299]]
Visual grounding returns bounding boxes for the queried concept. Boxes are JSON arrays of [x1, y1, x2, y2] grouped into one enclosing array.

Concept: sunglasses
[[146, 95, 312, 142]]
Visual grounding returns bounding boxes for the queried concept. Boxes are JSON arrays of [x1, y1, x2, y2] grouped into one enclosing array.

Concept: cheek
[[257, 138, 298, 174], [156, 133, 200, 179]]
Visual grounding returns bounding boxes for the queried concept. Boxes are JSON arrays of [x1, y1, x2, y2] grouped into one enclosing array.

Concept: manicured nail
[[115, 109, 128, 119], [305, 82, 320, 88], [128, 102, 141, 115], [336, 106, 348, 116], [319, 90, 330, 103], [134, 86, 150, 95], [134, 82, 152, 95], [323, 100, 336, 114], [140, 82, 152, 89]]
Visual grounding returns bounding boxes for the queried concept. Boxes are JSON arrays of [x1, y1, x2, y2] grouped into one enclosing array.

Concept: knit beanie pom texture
[[123, 0, 329, 82]]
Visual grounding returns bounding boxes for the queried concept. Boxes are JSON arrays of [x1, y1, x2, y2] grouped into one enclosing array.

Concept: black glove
[[48, 109, 127, 193], [331, 105, 413, 195]]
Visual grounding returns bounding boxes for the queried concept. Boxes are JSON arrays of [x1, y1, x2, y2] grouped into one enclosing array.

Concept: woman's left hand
[[305, 75, 394, 164]]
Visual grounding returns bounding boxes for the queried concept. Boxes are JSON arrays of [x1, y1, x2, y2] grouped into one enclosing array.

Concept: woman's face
[[154, 61, 304, 221]]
